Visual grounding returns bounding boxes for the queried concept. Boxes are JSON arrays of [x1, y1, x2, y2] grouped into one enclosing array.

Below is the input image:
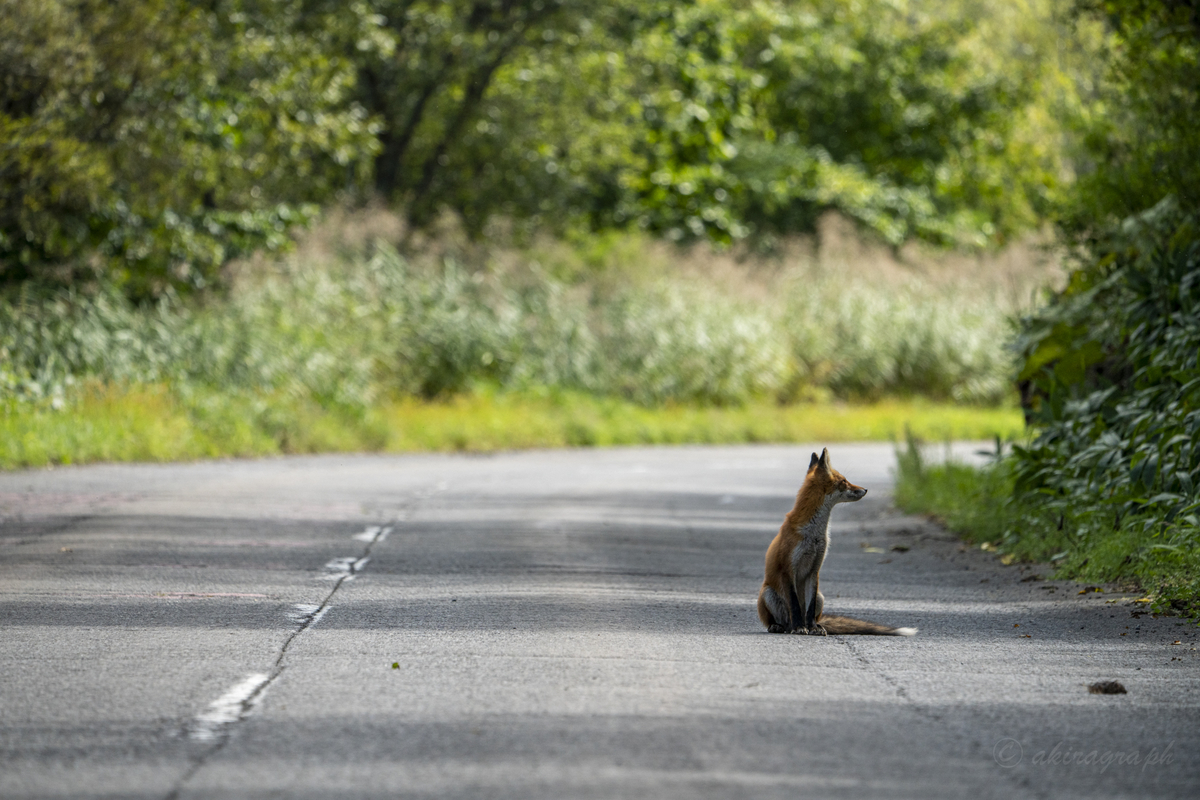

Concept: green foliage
[[1011, 199, 1200, 587], [0, 0, 378, 295], [895, 437, 1200, 620], [370, 0, 1071, 247], [0, 232, 1022, 412], [782, 277, 1013, 402], [1060, 0, 1200, 233], [1, 382, 1020, 469], [919, 0, 1200, 617], [0, 382, 390, 466], [894, 438, 1020, 548], [3, 0, 1086, 287]]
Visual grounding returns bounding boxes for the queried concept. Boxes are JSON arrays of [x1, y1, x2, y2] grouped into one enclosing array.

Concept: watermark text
[[993, 738, 1174, 773]]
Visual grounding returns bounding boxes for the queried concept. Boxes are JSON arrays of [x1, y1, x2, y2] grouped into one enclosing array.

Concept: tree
[[0, 0, 379, 295], [1059, 0, 1200, 234], [351, 0, 1070, 247]]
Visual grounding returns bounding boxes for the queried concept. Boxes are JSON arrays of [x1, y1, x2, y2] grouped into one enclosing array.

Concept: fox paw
[[767, 624, 786, 634], [809, 624, 828, 636]]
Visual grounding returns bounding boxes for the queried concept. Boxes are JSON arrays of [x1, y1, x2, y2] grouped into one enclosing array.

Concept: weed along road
[[1, 444, 1198, 799]]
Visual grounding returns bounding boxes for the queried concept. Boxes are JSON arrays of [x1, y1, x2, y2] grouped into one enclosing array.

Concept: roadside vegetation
[[0, 212, 1035, 467], [895, 0, 1200, 619], [2, 385, 1023, 469]]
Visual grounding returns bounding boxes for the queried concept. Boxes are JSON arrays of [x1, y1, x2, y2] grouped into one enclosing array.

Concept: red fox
[[757, 448, 917, 636]]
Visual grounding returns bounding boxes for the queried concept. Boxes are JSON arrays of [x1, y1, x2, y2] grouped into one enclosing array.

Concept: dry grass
[[270, 207, 1065, 313]]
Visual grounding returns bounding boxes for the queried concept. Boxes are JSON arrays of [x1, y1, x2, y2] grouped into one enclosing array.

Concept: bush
[[904, 198, 1200, 617], [0, 231, 1025, 410], [1005, 199, 1200, 612]]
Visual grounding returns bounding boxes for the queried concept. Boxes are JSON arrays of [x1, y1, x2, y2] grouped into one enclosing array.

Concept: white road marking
[[352, 525, 381, 542], [287, 603, 320, 624], [323, 526, 390, 579], [352, 525, 392, 544], [286, 603, 329, 628], [182, 520, 395, 753], [322, 556, 359, 580], [191, 673, 271, 741]]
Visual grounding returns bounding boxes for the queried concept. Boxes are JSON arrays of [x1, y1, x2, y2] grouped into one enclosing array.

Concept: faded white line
[[287, 602, 320, 624], [322, 556, 359, 580], [358, 525, 392, 544], [321, 526, 390, 580], [286, 603, 329, 628], [352, 525, 382, 542], [191, 673, 272, 741]]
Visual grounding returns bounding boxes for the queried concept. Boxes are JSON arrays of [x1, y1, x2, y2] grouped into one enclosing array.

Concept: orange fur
[[757, 448, 916, 637]]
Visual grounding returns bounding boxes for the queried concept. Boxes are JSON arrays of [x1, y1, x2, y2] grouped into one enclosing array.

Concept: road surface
[[1, 443, 1197, 799]]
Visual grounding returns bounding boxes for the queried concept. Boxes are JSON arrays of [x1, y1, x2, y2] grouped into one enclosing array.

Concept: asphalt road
[[1, 443, 1197, 799]]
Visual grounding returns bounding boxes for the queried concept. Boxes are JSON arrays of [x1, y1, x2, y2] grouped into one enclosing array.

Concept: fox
[[757, 448, 917, 637]]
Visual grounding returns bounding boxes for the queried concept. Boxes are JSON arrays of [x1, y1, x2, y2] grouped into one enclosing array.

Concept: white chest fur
[[789, 495, 836, 577]]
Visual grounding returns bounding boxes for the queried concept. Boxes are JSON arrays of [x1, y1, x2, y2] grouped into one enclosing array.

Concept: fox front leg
[[759, 587, 790, 633], [803, 577, 826, 636], [788, 582, 811, 635], [779, 583, 803, 634]]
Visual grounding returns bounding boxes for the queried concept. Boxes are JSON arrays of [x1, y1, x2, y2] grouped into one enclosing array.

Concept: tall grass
[[895, 437, 1200, 620], [0, 211, 1059, 413]]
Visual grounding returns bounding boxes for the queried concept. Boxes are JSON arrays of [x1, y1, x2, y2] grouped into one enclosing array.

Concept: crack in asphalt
[[839, 621, 1051, 800], [164, 521, 397, 800]]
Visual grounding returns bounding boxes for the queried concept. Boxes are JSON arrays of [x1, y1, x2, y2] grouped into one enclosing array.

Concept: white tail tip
[[893, 627, 918, 637]]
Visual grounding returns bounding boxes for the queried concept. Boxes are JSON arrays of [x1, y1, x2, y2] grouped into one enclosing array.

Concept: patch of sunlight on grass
[[1, 384, 1024, 470], [380, 392, 1024, 452]]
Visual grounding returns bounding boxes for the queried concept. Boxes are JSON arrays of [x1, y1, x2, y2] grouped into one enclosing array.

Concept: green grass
[[2, 220, 1060, 416], [894, 439, 1200, 623], [0, 383, 1023, 469]]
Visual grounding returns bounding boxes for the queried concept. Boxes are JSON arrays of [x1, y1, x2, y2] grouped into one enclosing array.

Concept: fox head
[[806, 448, 868, 503]]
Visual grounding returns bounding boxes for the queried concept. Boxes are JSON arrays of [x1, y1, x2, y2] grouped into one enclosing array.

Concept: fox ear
[[808, 452, 819, 471], [818, 447, 831, 473]]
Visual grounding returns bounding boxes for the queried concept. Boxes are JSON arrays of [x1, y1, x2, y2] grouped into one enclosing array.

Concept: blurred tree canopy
[[3, 0, 1086, 293], [360, 0, 1071, 247], [1059, 0, 1200, 235], [0, 0, 378, 294], [1006, 0, 1200, 572]]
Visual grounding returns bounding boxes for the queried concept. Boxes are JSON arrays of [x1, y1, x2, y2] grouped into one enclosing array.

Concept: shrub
[[1, 232, 1026, 410]]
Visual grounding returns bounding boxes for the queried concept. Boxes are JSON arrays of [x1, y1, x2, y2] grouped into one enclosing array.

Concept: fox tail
[[819, 615, 917, 636]]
